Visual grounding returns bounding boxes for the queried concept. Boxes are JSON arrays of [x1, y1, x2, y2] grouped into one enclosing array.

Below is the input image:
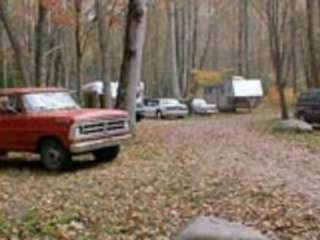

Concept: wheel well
[[36, 136, 63, 153]]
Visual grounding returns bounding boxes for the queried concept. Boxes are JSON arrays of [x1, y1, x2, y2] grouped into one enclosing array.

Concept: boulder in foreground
[[174, 217, 269, 240], [273, 119, 313, 133]]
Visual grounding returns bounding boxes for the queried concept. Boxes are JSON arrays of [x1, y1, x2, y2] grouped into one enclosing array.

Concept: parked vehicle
[[296, 89, 320, 123], [82, 81, 145, 121], [191, 98, 218, 115], [0, 88, 131, 171], [204, 76, 264, 112], [143, 98, 188, 119]]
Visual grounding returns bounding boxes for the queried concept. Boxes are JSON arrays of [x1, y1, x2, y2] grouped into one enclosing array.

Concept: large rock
[[273, 119, 313, 133], [174, 217, 269, 240]]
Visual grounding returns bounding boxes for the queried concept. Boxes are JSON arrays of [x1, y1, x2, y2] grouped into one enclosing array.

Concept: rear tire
[[0, 151, 7, 158], [136, 113, 143, 123], [40, 139, 71, 171], [94, 145, 120, 162]]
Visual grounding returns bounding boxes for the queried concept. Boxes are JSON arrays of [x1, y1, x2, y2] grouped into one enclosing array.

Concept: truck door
[[0, 96, 32, 152]]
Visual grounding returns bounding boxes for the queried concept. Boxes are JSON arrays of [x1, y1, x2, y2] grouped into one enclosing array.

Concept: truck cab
[[0, 88, 131, 171]]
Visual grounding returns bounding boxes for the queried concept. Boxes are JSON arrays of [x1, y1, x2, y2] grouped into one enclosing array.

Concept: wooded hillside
[[0, 0, 319, 118]]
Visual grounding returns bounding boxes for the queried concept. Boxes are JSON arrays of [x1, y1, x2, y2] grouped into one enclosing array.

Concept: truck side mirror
[[0, 99, 17, 114], [4, 105, 17, 114]]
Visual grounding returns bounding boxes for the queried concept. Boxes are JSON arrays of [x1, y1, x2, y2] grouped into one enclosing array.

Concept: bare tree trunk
[[299, 35, 312, 89], [200, 1, 215, 69], [290, 0, 298, 94], [168, 0, 181, 99], [306, 0, 319, 87], [243, 0, 250, 77], [116, 0, 147, 129], [74, 0, 83, 102], [266, 0, 290, 119], [238, 0, 244, 76], [191, 1, 199, 69], [34, 0, 47, 87], [95, 0, 112, 108], [212, 20, 220, 70], [0, 2, 29, 86], [182, 2, 190, 97]]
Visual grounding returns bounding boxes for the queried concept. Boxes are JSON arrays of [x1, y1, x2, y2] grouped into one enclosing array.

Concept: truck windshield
[[23, 92, 80, 112]]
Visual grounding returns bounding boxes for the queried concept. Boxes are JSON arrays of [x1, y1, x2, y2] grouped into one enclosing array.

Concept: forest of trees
[[0, 0, 319, 119]]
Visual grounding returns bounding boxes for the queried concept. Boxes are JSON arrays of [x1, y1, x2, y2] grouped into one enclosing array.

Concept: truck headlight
[[124, 120, 130, 130], [69, 125, 82, 141]]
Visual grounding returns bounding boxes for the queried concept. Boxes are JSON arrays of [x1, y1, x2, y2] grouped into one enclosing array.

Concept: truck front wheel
[[94, 145, 120, 162], [40, 139, 71, 171]]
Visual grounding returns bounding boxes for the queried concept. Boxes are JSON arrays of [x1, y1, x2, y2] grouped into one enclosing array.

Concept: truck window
[[0, 96, 23, 113]]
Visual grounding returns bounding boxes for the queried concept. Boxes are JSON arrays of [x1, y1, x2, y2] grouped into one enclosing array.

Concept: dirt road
[[0, 112, 320, 239]]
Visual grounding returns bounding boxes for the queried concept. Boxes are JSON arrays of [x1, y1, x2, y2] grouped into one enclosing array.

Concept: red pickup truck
[[0, 88, 131, 171]]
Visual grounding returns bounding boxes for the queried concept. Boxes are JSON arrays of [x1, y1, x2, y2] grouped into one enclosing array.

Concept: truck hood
[[29, 109, 128, 123]]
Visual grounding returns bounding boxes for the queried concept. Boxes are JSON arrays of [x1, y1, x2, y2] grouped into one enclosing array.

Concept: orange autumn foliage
[[267, 86, 295, 105], [191, 69, 223, 86]]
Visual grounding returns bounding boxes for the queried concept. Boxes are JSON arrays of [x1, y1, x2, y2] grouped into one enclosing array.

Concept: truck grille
[[79, 119, 128, 136]]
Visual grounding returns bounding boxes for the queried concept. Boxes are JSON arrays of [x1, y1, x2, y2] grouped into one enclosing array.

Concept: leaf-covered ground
[[1, 111, 320, 239]]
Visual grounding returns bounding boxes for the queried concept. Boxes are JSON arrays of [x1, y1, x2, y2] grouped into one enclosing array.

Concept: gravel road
[[0, 112, 320, 239]]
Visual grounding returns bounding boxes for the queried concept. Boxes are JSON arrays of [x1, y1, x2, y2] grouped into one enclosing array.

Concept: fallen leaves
[[0, 113, 320, 239]]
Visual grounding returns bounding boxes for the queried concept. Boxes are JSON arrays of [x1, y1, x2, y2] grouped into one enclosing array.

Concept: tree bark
[[168, 0, 181, 99], [243, 0, 250, 77], [289, 0, 298, 94], [191, 1, 199, 69], [74, 0, 83, 102], [95, 0, 112, 108], [116, 0, 147, 129], [266, 0, 290, 119], [0, 2, 29, 86], [34, 0, 47, 87], [306, 0, 319, 87], [238, 0, 244, 76]]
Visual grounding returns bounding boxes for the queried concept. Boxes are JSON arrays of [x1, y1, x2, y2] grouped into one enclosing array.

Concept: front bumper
[[70, 134, 132, 154], [163, 110, 189, 117]]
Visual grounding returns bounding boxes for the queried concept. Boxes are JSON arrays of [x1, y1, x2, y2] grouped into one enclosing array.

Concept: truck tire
[[40, 139, 71, 171], [0, 151, 7, 158], [94, 145, 120, 162], [136, 113, 143, 123]]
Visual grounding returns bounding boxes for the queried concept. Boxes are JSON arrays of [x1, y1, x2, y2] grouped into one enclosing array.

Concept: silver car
[[191, 98, 218, 115], [144, 98, 189, 119]]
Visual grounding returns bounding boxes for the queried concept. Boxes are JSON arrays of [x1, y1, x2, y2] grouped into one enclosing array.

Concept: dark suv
[[296, 89, 320, 123]]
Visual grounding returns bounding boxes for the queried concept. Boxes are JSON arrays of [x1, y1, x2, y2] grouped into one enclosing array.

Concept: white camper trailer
[[204, 76, 264, 112]]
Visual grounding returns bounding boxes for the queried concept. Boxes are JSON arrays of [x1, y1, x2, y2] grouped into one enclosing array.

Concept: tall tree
[[306, 0, 319, 87], [266, 0, 290, 119], [0, 1, 29, 86], [116, 0, 147, 128], [34, 0, 48, 87], [289, 0, 298, 93], [95, 0, 112, 108], [238, 0, 250, 77], [238, 0, 244, 76], [74, 0, 83, 101], [168, 0, 181, 99]]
